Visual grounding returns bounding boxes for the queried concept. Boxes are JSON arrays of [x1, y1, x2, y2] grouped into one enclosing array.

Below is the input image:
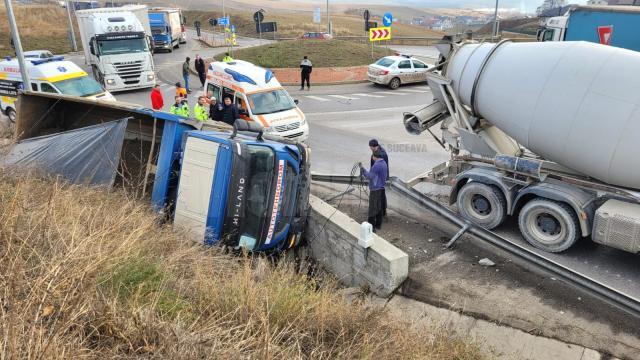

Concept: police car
[[367, 54, 433, 89], [0, 52, 115, 122]]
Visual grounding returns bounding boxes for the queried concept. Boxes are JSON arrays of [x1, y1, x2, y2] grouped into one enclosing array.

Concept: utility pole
[[326, 0, 331, 35], [491, 0, 499, 38], [4, 0, 31, 88], [65, 0, 78, 52]]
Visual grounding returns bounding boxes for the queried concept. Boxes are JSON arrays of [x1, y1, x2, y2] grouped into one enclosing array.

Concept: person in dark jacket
[[360, 150, 389, 231], [194, 55, 206, 88], [300, 56, 313, 91], [182, 57, 192, 93], [369, 139, 389, 217], [208, 94, 223, 121], [220, 96, 239, 125]]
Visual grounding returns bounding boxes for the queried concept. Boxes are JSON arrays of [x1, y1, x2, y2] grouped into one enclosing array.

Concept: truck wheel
[[388, 77, 401, 90], [6, 108, 16, 123], [457, 182, 507, 230], [518, 199, 580, 253]]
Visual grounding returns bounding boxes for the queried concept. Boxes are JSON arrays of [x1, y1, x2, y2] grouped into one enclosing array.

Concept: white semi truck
[[76, 6, 156, 92], [404, 39, 640, 254]]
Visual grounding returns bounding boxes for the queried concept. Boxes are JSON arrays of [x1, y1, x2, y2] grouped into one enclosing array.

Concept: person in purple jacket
[[360, 150, 389, 231]]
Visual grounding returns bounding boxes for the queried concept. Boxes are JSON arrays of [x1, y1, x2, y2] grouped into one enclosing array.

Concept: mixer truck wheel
[[6, 108, 16, 123], [388, 77, 401, 90], [456, 182, 507, 230], [518, 199, 580, 253]]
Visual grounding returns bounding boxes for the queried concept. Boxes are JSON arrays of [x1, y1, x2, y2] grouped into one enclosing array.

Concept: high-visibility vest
[[194, 104, 208, 122], [170, 103, 190, 118], [223, 56, 233, 63]]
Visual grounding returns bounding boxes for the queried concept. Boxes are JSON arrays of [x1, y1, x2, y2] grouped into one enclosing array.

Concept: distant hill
[[476, 17, 540, 36]]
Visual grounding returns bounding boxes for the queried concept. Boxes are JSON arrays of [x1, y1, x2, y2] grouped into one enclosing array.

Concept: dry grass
[[0, 174, 484, 358], [0, 4, 79, 57]]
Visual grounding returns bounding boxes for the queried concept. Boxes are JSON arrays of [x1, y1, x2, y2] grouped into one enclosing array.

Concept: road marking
[[352, 93, 385, 98], [374, 91, 411, 96], [328, 95, 359, 100], [304, 95, 331, 102], [399, 88, 430, 93]]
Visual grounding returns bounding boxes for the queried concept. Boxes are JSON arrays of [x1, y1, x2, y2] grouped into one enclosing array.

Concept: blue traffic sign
[[383, 12, 393, 27], [218, 16, 230, 26], [230, 25, 236, 33]]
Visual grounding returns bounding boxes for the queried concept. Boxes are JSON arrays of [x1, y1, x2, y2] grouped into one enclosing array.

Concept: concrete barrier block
[[307, 195, 409, 297]]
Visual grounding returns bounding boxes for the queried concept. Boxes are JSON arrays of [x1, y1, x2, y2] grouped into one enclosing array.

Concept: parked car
[[300, 32, 333, 40], [367, 55, 432, 89]]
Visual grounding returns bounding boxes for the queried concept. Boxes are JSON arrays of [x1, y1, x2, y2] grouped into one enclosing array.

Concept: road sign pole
[[258, 17, 262, 45], [326, 0, 330, 35], [4, 0, 31, 87], [491, 0, 499, 38]]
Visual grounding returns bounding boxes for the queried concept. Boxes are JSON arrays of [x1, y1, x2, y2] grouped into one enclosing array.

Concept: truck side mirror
[[294, 99, 299, 105], [89, 42, 95, 55]]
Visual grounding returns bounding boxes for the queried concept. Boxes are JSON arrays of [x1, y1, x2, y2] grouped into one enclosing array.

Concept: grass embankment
[[185, 10, 443, 38], [214, 40, 394, 68], [0, 174, 484, 358], [0, 4, 80, 57]]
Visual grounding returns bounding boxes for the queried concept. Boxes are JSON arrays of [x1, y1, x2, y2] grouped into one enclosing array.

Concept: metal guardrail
[[311, 173, 640, 318]]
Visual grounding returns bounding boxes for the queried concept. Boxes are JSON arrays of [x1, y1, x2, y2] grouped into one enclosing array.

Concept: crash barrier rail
[[311, 173, 640, 319]]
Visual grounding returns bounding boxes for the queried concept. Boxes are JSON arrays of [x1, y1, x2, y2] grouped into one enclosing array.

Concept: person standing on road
[[220, 96, 239, 126], [194, 96, 209, 122], [175, 82, 187, 98], [360, 150, 389, 231], [208, 95, 222, 121], [182, 57, 192, 94], [194, 55, 206, 88], [150, 84, 164, 111], [369, 139, 389, 217], [222, 52, 233, 63], [300, 56, 313, 91]]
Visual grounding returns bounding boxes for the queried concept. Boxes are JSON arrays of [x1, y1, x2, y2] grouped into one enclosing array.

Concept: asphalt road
[[3, 32, 639, 310]]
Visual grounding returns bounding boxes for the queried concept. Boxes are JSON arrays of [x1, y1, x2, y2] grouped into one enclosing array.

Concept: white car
[[367, 55, 433, 89]]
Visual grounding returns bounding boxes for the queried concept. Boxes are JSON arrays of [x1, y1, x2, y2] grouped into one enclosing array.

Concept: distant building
[[412, 17, 425, 26], [587, 0, 608, 4], [606, 0, 637, 4]]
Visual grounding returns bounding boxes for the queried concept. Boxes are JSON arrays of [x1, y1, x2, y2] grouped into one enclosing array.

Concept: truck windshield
[[242, 145, 275, 242], [52, 76, 104, 97], [98, 38, 148, 55], [248, 89, 296, 115], [151, 26, 166, 35]]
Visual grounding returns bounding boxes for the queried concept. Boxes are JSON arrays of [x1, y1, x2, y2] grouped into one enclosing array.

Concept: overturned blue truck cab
[[12, 92, 310, 252]]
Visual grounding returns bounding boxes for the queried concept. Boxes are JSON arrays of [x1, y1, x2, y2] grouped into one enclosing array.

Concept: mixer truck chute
[[404, 39, 640, 254]]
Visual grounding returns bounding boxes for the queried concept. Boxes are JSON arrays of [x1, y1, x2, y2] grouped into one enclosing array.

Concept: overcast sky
[[322, 0, 587, 13]]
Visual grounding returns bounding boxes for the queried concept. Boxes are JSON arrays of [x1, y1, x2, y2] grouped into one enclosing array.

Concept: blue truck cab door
[[173, 134, 232, 244]]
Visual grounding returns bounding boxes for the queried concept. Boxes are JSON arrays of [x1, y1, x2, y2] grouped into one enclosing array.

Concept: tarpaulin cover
[[1, 119, 128, 186]]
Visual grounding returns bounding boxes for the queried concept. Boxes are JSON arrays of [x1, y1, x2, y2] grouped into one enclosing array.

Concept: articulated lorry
[[148, 8, 183, 52], [8, 92, 310, 252], [76, 6, 156, 92], [404, 39, 640, 254], [537, 5, 640, 51]]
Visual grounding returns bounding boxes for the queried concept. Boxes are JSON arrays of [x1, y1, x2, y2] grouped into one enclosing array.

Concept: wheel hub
[[536, 214, 561, 236], [471, 194, 491, 216]]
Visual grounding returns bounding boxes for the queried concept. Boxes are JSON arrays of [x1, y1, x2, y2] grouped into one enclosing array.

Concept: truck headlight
[[147, 74, 155, 81], [300, 118, 306, 126], [106, 79, 115, 85]]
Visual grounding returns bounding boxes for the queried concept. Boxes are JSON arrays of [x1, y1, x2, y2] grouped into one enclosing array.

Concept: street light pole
[[326, 0, 331, 35], [65, 0, 78, 52], [3, 0, 31, 88], [491, 0, 499, 38]]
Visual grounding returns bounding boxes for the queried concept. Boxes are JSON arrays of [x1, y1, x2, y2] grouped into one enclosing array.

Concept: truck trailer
[[9, 92, 310, 252], [404, 39, 640, 254], [537, 5, 640, 52], [76, 6, 156, 92]]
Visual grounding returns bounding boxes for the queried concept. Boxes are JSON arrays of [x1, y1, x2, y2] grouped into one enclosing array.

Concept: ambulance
[[205, 60, 308, 142], [0, 53, 114, 123]]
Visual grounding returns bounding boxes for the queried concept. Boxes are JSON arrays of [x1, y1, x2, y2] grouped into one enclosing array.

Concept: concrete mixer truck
[[404, 39, 640, 254]]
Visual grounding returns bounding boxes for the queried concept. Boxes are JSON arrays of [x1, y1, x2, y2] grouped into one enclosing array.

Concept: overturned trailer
[[6, 92, 310, 252]]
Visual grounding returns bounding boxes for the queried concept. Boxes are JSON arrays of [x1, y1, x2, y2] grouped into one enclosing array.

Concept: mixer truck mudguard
[[13, 91, 310, 252], [403, 39, 640, 254], [537, 5, 640, 52]]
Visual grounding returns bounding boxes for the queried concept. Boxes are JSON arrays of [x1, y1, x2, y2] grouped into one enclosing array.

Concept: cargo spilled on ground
[[0, 174, 483, 358]]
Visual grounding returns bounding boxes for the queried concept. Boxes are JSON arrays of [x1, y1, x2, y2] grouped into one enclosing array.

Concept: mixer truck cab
[[205, 60, 309, 142], [0, 54, 114, 123]]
